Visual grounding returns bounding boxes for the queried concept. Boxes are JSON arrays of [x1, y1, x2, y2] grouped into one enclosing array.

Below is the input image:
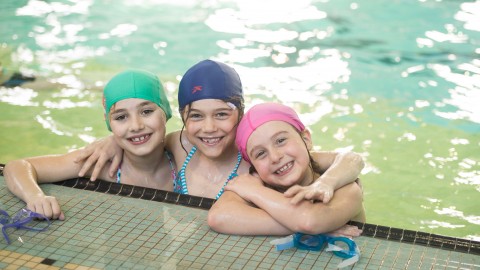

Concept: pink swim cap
[[236, 102, 305, 163]]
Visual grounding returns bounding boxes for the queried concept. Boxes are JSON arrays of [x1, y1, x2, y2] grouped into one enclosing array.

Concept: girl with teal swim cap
[[100, 69, 176, 190], [4, 69, 176, 220]]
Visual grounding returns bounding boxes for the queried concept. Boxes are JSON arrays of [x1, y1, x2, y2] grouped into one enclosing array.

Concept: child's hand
[[27, 195, 65, 220], [284, 181, 334, 204], [326, 224, 362, 238], [225, 173, 263, 201], [74, 136, 122, 181]]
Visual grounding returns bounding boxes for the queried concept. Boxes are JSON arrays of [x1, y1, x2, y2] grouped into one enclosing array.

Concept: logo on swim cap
[[192, 85, 202, 94]]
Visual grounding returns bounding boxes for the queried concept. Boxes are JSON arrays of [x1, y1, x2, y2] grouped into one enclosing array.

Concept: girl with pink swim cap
[[208, 103, 366, 235]]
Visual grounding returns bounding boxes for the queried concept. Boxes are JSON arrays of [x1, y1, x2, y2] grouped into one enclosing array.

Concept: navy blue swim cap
[[178, 59, 243, 111]]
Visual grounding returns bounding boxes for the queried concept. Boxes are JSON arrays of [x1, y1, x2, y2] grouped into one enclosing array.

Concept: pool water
[[0, 0, 479, 240]]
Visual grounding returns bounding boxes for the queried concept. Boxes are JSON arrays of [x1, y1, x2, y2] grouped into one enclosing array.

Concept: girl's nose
[[202, 117, 217, 132], [129, 115, 145, 132], [270, 148, 284, 164]]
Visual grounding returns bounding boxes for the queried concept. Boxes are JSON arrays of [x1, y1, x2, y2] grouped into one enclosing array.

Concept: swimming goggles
[[270, 233, 361, 268], [0, 208, 51, 244]]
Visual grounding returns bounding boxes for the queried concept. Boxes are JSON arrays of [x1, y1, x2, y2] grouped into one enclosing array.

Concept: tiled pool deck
[[0, 176, 479, 270]]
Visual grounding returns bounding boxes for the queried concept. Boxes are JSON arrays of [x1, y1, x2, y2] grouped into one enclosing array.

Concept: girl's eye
[[276, 137, 287, 144], [215, 111, 230, 119], [254, 150, 266, 159], [113, 114, 127, 121], [141, 109, 154, 115], [188, 113, 202, 119]]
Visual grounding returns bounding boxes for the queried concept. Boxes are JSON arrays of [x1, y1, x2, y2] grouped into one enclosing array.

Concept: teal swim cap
[[103, 69, 172, 131]]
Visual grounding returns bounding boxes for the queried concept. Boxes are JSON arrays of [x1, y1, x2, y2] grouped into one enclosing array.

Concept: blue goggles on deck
[[271, 233, 361, 268], [0, 208, 51, 244]]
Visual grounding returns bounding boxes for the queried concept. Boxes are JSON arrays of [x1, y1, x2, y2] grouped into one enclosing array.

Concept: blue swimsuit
[[173, 146, 242, 199]]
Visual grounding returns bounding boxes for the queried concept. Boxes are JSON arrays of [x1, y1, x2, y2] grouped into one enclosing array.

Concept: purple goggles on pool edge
[[0, 208, 51, 244]]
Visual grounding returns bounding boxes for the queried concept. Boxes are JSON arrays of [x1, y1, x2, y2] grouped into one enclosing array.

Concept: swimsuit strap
[[178, 146, 243, 199], [178, 146, 197, 195], [215, 151, 242, 200], [165, 150, 177, 181], [116, 162, 122, 184]]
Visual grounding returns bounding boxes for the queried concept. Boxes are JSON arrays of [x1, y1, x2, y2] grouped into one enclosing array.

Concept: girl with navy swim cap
[[208, 103, 366, 235], [165, 59, 250, 199], [4, 70, 177, 220]]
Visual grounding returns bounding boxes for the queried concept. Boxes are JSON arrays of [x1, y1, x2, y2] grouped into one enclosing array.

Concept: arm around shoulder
[[312, 151, 365, 190]]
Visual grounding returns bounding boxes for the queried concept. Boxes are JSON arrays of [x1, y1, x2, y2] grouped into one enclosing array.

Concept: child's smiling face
[[109, 98, 167, 156], [183, 99, 240, 159], [247, 121, 313, 190]]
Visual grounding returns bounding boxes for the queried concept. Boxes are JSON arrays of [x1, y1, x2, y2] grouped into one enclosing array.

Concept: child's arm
[[285, 151, 364, 204], [209, 191, 362, 236], [208, 189, 293, 235], [3, 150, 103, 220], [74, 135, 123, 180], [228, 174, 365, 234]]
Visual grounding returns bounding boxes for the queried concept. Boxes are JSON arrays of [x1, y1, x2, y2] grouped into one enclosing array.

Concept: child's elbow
[[347, 152, 365, 167], [296, 216, 329, 235], [3, 159, 29, 191], [293, 210, 332, 234], [4, 159, 26, 180], [207, 209, 226, 233], [343, 152, 365, 172]]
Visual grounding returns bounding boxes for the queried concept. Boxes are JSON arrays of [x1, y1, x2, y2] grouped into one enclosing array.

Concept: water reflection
[[237, 55, 349, 105], [207, 0, 326, 29], [0, 87, 37, 106], [456, 1, 480, 32], [16, 0, 91, 17], [36, 112, 72, 136]]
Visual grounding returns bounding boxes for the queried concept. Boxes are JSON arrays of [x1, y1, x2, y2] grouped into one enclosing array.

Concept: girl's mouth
[[128, 134, 151, 145], [200, 137, 222, 146], [275, 161, 293, 176]]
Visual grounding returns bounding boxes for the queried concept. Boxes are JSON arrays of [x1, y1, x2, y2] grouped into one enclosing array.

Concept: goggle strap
[[1, 226, 12, 244], [337, 254, 360, 268], [270, 235, 294, 251], [325, 242, 361, 268]]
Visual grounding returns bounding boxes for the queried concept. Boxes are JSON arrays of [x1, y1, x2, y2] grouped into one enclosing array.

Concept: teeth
[[276, 162, 293, 174], [202, 137, 220, 144], [131, 135, 147, 142]]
